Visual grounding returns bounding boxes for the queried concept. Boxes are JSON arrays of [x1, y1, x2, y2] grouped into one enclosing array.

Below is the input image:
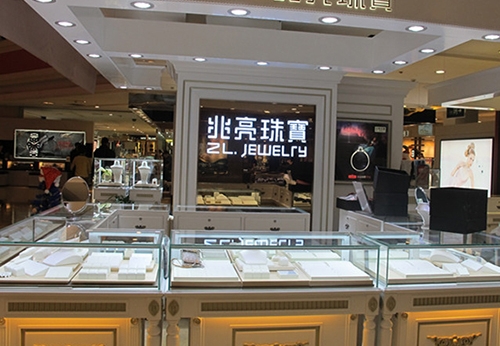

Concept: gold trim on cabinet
[[427, 332, 482, 345], [8, 302, 127, 313], [368, 297, 378, 312], [385, 296, 396, 312], [414, 295, 500, 307], [168, 300, 180, 316], [202, 300, 348, 312], [148, 300, 160, 317], [243, 342, 309, 346]]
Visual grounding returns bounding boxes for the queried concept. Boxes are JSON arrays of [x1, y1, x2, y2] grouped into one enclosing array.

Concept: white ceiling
[[6, 0, 500, 135]]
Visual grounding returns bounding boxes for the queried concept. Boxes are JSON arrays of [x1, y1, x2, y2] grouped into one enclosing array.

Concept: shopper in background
[[70, 144, 92, 186], [93, 137, 115, 159]]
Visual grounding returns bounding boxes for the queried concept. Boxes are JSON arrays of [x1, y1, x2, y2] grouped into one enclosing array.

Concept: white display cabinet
[[92, 205, 171, 234], [165, 230, 382, 346], [129, 158, 163, 203], [0, 216, 166, 289], [379, 233, 500, 346], [93, 158, 129, 202], [0, 204, 165, 346], [351, 216, 500, 346], [173, 205, 310, 231]]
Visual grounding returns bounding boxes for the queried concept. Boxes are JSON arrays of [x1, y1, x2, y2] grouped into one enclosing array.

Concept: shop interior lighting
[[131, 1, 153, 9], [33, 0, 55, 3], [193, 57, 206, 62], [419, 48, 436, 54], [129, 53, 143, 58], [319, 16, 340, 24], [56, 21, 75, 27], [256, 61, 268, 66], [228, 8, 250, 16], [87, 53, 101, 58], [318, 66, 332, 70], [393, 60, 408, 65], [483, 34, 500, 40], [372, 69, 385, 74], [406, 25, 427, 32], [435, 70, 445, 74], [74, 39, 90, 45]]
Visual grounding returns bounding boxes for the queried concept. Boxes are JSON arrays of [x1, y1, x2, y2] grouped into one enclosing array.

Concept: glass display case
[[129, 158, 163, 203], [168, 230, 379, 288], [362, 230, 500, 287], [93, 158, 129, 202], [0, 205, 166, 289]]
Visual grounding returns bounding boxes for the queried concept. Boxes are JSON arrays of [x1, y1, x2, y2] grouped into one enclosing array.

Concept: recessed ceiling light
[[256, 61, 268, 66], [372, 69, 385, 74], [43, 101, 54, 105], [406, 25, 426, 32], [193, 57, 206, 62], [56, 21, 75, 27], [87, 53, 101, 58], [393, 60, 408, 65], [74, 39, 90, 45], [34, 0, 55, 3], [319, 16, 340, 24], [318, 66, 332, 70], [120, 85, 128, 89], [131, 1, 153, 9], [129, 53, 143, 58], [145, 87, 153, 90], [483, 34, 500, 40], [435, 70, 445, 74], [228, 8, 250, 16], [419, 48, 435, 54]]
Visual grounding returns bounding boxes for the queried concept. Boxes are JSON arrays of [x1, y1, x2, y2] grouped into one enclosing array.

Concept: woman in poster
[[449, 142, 475, 188]]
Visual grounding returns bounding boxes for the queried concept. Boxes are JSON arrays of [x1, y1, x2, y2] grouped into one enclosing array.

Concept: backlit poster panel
[[14, 129, 85, 160], [439, 138, 493, 196]]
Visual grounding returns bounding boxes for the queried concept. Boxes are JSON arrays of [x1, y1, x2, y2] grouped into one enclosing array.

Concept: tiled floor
[[0, 203, 32, 229]]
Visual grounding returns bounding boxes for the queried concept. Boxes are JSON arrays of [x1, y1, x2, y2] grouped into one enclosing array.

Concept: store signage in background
[[273, 0, 392, 12], [205, 115, 309, 158], [418, 123, 433, 136]]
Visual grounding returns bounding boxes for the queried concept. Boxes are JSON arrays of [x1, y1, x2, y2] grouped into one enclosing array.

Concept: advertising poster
[[14, 129, 85, 160], [335, 119, 390, 181], [439, 138, 493, 196]]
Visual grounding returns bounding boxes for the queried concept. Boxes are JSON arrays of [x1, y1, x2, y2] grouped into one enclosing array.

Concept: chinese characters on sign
[[274, 0, 392, 12], [206, 115, 309, 158]]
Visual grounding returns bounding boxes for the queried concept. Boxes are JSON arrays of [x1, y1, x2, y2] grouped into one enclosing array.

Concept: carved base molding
[[427, 332, 482, 346]]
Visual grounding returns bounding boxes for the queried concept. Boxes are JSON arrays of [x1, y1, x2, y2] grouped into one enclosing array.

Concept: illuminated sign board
[[203, 114, 310, 159], [274, 0, 392, 12]]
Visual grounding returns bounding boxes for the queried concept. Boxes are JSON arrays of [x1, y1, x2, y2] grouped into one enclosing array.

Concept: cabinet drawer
[[244, 217, 307, 231], [115, 215, 167, 229], [175, 216, 241, 230]]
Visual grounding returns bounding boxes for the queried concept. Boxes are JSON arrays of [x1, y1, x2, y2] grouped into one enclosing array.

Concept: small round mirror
[[61, 176, 90, 215]]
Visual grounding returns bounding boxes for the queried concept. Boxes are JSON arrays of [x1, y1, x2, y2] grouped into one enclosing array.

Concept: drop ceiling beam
[[0, 0, 97, 93]]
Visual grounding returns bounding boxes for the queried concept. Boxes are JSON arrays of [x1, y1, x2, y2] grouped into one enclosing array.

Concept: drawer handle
[[135, 225, 146, 229], [270, 227, 280, 231], [204, 226, 215, 230]]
